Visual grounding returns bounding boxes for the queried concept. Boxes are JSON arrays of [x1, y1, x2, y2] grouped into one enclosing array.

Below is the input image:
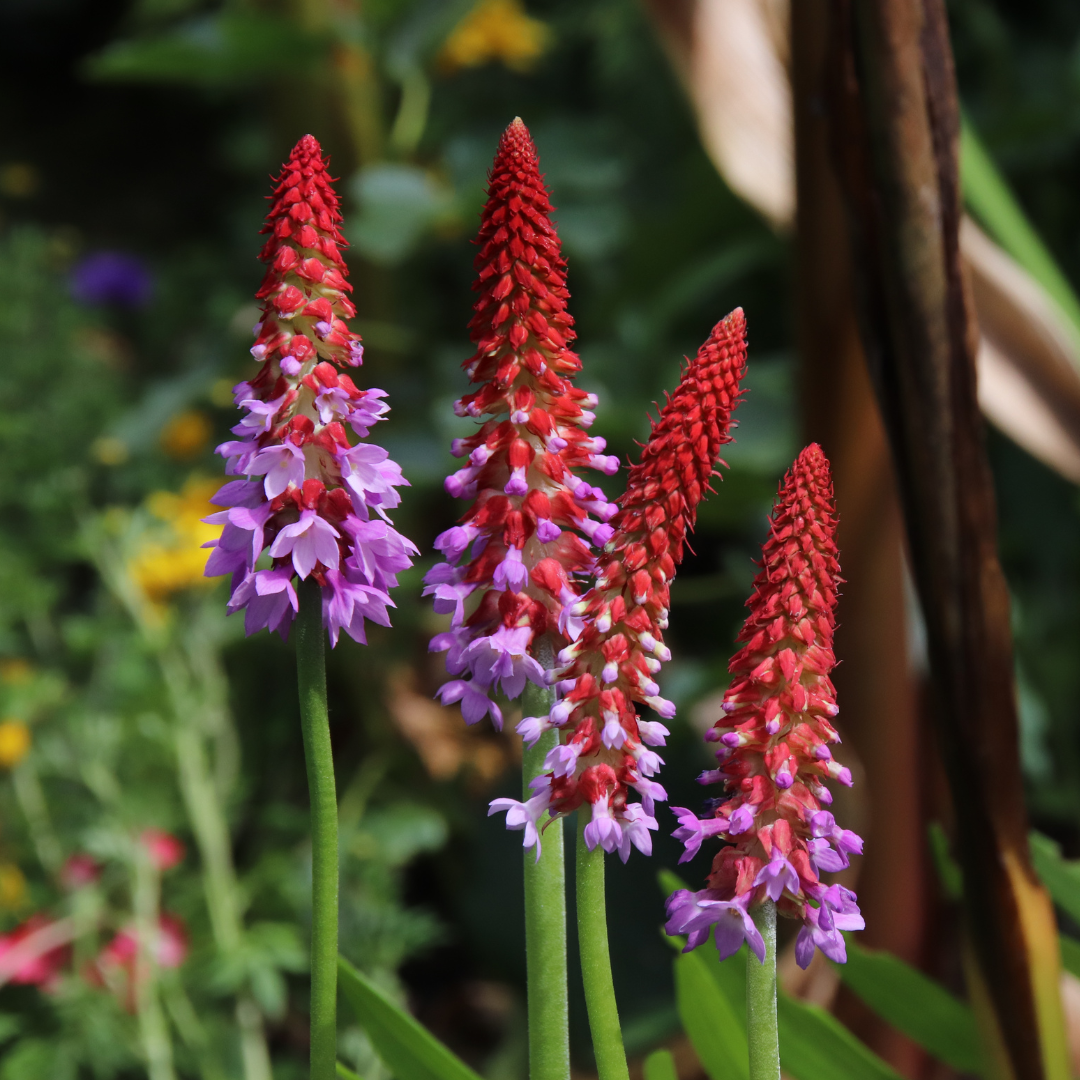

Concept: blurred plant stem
[[133, 849, 177, 1080], [12, 758, 62, 873], [746, 902, 779, 1080], [87, 523, 274, 1079], [291, 0, 385, 167], [163, 975, 228, 1080], [575, 815, 628, 1080], [521, 641, 570, 1080], [296, 577, 339, 1080], [388, 64, 431, 158]]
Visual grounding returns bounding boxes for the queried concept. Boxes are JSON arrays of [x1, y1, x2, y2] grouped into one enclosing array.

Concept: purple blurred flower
[[69, 251, 154, 308]]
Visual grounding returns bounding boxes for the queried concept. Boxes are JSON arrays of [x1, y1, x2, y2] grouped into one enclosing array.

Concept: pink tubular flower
[[140, 828, 184, 871], [664, 444, 864, 966], [491, 310, 749, 860], [91, 915, 188, 1011], [0, 916, 69, 989], [60, 854, 101, 890], [205, 135, 416, 644], [425, 118, 621, 728]]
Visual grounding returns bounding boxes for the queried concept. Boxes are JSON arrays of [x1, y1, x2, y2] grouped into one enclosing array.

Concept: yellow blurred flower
[[127, 476, 222, 602], [0, 721, 31, 768], [0, 864, 26, 909], [439, 0, 551, 73], [0, 660, 32, 685], [160, 410, 212, 459]]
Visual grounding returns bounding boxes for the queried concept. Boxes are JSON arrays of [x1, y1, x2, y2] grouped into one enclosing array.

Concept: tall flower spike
[[491, 310, 749, 861], [664, 444, 864, 966], [206, 136, 416, 643], [425, 118, 620, 729]]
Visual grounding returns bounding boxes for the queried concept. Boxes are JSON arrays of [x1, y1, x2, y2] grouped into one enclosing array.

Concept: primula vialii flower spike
[[425, 118, 620, 729], [664, 443, 864, 966], [205, 135, 416, 643], [491, 310, 749, 861]]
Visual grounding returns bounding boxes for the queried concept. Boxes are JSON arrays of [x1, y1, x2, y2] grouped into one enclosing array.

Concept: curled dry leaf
[[643, 0, 1080, 484]]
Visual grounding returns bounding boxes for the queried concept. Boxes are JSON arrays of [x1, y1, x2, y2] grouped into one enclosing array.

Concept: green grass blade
[[338, 957, 483, 1080], [961, 117, 1080, 347]]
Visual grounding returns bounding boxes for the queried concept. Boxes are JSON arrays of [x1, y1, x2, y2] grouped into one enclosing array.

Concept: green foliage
[[1030, 831, 1080, 925], [338, 957, 483, 1080], [672, 948, 748, 1080], [775, 995, 902, 1080], [84, 11, 327, 87], [833, 936, 981, 1072], [642, 1049, 677, 1080], [669, 942, 905, 1080]]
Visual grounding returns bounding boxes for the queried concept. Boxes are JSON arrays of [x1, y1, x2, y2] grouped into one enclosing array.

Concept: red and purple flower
[[425, 118, 620, 728], [664, 444, 864, 965], [205, 135, 416, 644], [491, 310, 749, 859]]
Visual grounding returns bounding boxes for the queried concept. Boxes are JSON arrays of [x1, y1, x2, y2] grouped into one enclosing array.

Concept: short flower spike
[[665, 443, 864, 965], [206, 135, 416, 644], [425, 118, 621, 728], [491, 310, 749, 860]]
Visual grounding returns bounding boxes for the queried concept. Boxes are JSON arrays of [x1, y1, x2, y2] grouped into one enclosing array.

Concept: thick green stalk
[[746, 901, 780, 1080], [522, 656, 569, 1080], [296, 579, 339, 1080], [575, 817, 628, 1080]]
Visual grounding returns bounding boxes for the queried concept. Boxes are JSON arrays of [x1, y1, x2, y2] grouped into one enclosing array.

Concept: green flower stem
[[746, 901, 780, 1080], [296, 579, 339, 1080], [575, 816, 629, 1080], [133, 855, 178, 1080], [522, 658, 569, 1080]]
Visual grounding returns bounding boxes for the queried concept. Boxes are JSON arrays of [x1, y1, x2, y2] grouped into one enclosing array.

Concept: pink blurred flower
[[140, 829, 184, 871], [0, 915, 69, 989], [59, 854, 101, 890]]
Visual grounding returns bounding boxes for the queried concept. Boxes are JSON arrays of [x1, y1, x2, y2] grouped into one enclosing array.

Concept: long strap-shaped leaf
[[338, 957, 483, 1080], [834, 936, 981, 1073]]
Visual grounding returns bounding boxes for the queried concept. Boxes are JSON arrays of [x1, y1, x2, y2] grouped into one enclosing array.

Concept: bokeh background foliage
[[2, 0, 1080, 1077]]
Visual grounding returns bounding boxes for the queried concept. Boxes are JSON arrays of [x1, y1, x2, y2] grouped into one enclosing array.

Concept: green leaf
[[961, 117, 1080, 346], [658, 869, 689, 898], [833, 937, 982, 1073], [1061, 935, 1080, 980], [673, 948, 749, 1080], [83, 13, 325, 88], [777, 996, 904, 1080], [337, 1063, 363, 1080], [338, 956, 483, 1080], [1030, 831, 1080, 926], [643, 1049, 677, 1080], [927, 822, 963, 901]]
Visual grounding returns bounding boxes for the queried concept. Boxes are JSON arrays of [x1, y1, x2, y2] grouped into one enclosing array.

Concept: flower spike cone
[[425, 117, 621, 732], [206, 135, 416, 643], [492, 309, 750, 861], [665, 443, 864, 968]]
